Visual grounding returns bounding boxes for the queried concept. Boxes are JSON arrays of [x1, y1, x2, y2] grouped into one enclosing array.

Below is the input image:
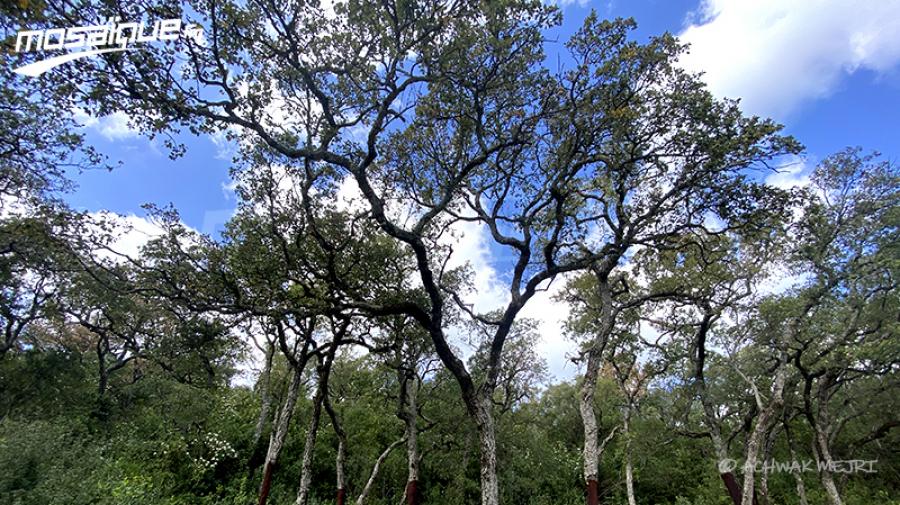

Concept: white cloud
[[551, 0, 591, 7], [765, 155, 810, 189], [678, 0, 900, 119], [73, 109, 139, 141], [88, 211, 167, 260], [518, 276, 579, 381], [442, 219, 508, 313]]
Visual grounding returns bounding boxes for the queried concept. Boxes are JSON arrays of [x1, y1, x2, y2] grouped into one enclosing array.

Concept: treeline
[[2, 1, 898, 505]]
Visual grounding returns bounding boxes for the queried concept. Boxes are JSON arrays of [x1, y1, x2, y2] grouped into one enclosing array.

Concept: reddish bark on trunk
[[720, 472, 742, 505], [258, 462, 274, 505], [586, 478, 599, 505], [405, 480, 419, 505], [336, 488, 346, 505]]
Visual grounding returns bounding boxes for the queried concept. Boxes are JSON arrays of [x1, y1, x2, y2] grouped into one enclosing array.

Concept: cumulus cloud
[[88, 211, 168, 260], [678, 0, 900, 118], [73, 109, 139, 141], [518, 276, 579, 380], [765, 155, 810, 189]]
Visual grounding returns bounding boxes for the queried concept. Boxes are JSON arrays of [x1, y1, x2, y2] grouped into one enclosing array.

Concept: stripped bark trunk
[[356, 437, 406, 505], [398, 368, 421, 505], [740, 362, 787, 505], [623, 407, 636, 505], [258, 365, 304, 505], [295, 361, 333, 505], [579, 276, 614, 505], [324, 394, 348, 505]]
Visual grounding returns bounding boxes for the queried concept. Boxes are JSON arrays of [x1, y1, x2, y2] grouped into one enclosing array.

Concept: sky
[[62, 0, 900, 380]]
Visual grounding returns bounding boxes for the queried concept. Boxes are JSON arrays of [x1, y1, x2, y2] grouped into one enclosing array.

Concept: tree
[[785, 149, 899, 505]]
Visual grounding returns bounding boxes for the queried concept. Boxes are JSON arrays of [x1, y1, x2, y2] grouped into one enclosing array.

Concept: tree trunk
[[740, 364, 786, 505], [356, 437, 406, 505], [258, 365, 304, 505], [580, 350, 602, 505], [580, 276, 614, 505], [694, 311, 745, 505], [295, 374, 328, 505], [784, 422, 809, 505], [623, 408, 636, 505], [253, 341, 276, 445], [474, 400, 500, 505], [325, 394, 348, 505], [811, 376, 844, 505], [399, 369, 421, 505], [815, 428, 844, 505], [758, 425, 779, 505]]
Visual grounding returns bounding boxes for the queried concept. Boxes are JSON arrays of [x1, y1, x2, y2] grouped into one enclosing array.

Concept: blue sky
[[61, 0, 900, 378]]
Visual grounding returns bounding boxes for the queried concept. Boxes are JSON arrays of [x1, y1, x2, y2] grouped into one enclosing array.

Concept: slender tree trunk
[[253, 341, 276, 445], [325, 394, 348, 505], [740, 364, 786, 505], [580, 276, 614, 505], [758, 425, 779, 505], [813, 378, 844, 505], [784, 422, 809, 505], [294, 319, 346, 505], [96, 335, 110, 398], [623, 407, 636, 505], [399, 369, 421, 505], [336, 435, 347, 505], [295, 374, 329, 505], [580, 349, 602, 505], [258, 365, 304, 505], [814, 428, 843, 505], [694, 311, 744, 505], [356, 437, 406, 505]]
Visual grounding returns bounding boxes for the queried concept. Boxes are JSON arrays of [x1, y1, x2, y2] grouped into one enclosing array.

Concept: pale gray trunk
[[785, 423, 809, 505], [815, 428, 844, 505], [740, 364, 786, 505], [812, 381, 844, 505], [253, 341, 276, 444], [324, 394, 348, 502], [355, 437, 406, 505], [401, 370, 420, 486], [623, 408, 636, 505], [263, 366, 303, 471], [337, 437, 347, 494], [473, 398, 500, 505], [295, 380, 327, 505], [758, 425, 779, 505], [579, 276, 613, 491], [580, 350, 602, 485]]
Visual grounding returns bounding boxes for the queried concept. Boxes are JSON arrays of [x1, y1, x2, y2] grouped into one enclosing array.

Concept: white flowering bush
[[189, 431, 238, 477]]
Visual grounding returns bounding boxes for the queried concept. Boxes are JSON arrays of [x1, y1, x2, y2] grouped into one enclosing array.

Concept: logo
[[12, 17, 203, 77], [717, 458, 737, 473]]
